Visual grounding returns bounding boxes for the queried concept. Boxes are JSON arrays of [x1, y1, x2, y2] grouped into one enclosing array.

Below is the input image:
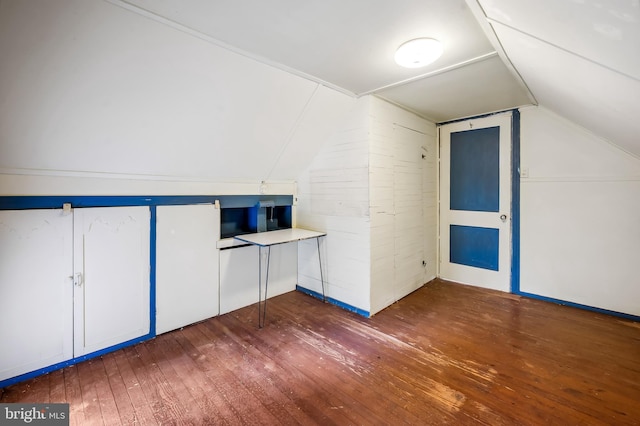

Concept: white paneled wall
[[423, 125, 438, 290], [297, 96, 436, 315], [369, 98, 437, 315], [296, 98, 372, 312], [520, 106, 640, 316]]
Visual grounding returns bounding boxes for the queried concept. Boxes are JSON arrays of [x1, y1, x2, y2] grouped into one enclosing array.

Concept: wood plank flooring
[[2, 279, 639, 425]]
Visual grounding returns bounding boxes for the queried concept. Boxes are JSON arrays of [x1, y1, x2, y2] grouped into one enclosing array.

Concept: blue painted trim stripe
[[0, 334, 151, 388], [296, 285, 370, 318], [511, 109, 521, 293], [149, 206, 157, 337], [0, 195, 293, 210], [514, 290, 640, 322]]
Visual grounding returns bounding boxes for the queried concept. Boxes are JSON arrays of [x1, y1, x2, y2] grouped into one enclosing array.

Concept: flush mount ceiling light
[[394, 38, 443, 68]]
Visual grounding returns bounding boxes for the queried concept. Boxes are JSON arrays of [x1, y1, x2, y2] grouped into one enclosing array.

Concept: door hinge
[[73, 272, 83, 287]]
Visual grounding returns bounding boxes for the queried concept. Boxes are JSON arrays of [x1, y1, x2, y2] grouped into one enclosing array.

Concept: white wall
[[369, 98, 437, 315], [520, 106, 640, 316], [297, 96, 436, 315], [296, 97, 371, 312], [0, 0, 355, 196]]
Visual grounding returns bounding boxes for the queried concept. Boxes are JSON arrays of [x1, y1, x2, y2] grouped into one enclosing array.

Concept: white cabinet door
[[73, 207, 150, 356], [0, 209, 73, 382], [156, 204, 220, 334]]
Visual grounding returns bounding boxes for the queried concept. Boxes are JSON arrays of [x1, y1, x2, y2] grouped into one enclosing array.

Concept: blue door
[[439, 113, 511, 291]]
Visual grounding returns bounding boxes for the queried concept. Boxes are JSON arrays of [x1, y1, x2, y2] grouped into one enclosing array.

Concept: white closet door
[[156, 204, 220, 334], [0, 209, 73, 381], [392, 124, 426, 300], [73, 206, 150, 356]]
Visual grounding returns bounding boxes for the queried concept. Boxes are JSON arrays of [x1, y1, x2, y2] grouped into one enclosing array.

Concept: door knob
[[500, 214, 507, 222]]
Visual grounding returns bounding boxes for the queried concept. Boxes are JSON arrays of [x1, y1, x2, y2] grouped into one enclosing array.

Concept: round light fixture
[[394, 38, 443, 68]]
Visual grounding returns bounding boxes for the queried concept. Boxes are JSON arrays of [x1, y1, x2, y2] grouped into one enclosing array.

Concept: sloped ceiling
[[473, 0, 640, 157], [115, 0, 638, 155], [114, 0, 532, 122], [0, 0, 357, 182]]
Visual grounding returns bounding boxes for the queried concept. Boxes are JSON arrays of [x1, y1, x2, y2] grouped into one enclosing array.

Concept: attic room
[[1, 0, 639, 424]]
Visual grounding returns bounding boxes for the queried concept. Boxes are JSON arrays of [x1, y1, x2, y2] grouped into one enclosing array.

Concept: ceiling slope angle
[[375, 53, 532, 123], [114, 0, 534, 121], [476, 0, 640, 157]]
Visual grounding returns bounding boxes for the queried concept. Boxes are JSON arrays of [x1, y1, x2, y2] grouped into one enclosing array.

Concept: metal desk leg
[[258, 245, 271, 328], [317, 236, 326, 302]]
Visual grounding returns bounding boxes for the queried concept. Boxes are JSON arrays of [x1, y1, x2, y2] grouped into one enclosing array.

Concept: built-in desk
[[235, 228, 326, 327]]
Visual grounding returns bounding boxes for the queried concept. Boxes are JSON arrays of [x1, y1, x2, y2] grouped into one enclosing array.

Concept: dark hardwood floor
[[2, 279, 639, 425]]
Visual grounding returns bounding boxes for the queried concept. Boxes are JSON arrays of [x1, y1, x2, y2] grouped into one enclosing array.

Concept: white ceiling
[[115, 0, 533, 122], [477, 0, 640, 157], [116, 0, 639, 155], [118, 0, 492, 93]]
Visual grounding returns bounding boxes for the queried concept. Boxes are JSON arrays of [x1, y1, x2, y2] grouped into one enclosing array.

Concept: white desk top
[[234, 228, 326, 247]]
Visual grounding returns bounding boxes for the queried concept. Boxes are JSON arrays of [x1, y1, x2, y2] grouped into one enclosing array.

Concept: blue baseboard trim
[[514, 290, 640, 322], [0, 333, 153, 389], [296, 285, 370, 318]]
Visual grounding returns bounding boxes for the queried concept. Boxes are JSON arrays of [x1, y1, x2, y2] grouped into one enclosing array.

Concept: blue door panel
[[450, 127, 500, 212], [450, 225, 499, 271]]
